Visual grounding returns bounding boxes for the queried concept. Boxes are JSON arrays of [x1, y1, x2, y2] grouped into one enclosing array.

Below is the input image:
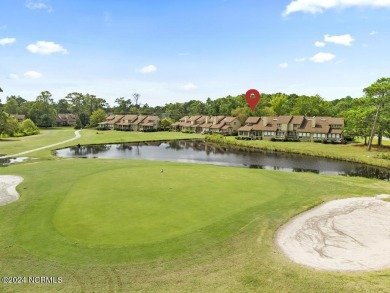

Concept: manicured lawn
[[75, 129, 203, 145], [208, 135, 390, 168], [0, 127, 76, 157], [0, 128, 203, 160], [1, 158, 390, 292]]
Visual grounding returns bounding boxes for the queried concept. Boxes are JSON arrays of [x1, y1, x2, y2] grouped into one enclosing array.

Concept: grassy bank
[[2, 129, 390, 292], [0, 128, 203, 160], [1, 159, 390, 292], [75, 129, 203, 145], [205, 134, 390, 168], [0, 127, 76, 158]]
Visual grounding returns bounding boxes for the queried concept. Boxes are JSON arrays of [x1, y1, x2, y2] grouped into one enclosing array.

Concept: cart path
[[0, 130, 81, 159]]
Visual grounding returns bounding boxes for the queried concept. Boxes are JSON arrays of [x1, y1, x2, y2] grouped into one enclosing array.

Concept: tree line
[[0, 78, 389, 145]]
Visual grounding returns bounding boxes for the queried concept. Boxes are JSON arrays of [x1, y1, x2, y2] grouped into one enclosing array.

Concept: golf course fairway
[[1, 158, 390, 292]]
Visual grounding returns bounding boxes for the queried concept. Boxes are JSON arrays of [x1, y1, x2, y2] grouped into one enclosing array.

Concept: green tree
[[363, 77, 390, 149], [114, 97, 132, 114], [0, 111, 8, 134], [165, 102, 185, 121], [2, 95, 27, 114], [3, 97, 19, 114], [270, 93, 288, 116], [343, 104, 375, 144], [56, 98, 71, 113], [160, 117, 173, 131], [28, 91, 57, 127], [74, 117, 83, 129], [65, 92, 84, 114], [19, 118, 40, 135], [89, 109, 106, 127], [231, 106, 251, 124], [3, 115, 19, 136], [291, 95, 330, 116]]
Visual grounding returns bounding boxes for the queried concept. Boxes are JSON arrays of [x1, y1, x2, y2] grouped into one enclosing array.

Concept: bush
[[19, 119, 40, 136], [74, 117, 83, 130]]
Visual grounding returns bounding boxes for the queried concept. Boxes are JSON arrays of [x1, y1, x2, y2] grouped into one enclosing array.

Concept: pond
[[54, 140, 390, 180]]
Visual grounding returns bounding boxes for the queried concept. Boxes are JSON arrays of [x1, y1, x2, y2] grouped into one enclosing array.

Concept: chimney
[[213, 116, 217, 124], [205, 116, 209, 124], [184, 116, 187, 123], [263, 116, 268, 127], [311, 117, 316, 128]]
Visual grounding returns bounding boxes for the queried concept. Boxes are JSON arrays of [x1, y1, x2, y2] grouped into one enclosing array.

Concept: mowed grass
[[0, 127, 203, 160], [1, 158, 390, 292], [217, 136, 390, 168], [54, 166, 280, 246], [75, 128, 203, 145], [0, 127, 76, 157]]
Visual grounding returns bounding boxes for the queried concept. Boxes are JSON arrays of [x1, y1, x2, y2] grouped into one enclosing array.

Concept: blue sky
[[1, 0, 390, 106]]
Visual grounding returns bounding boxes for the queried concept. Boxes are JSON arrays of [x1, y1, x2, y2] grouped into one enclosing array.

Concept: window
[[299, 132, 311, 137]]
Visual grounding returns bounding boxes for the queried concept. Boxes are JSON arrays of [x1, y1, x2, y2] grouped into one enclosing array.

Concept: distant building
[[98, 114, 160, 131], [56, 114, 77, 126], [171, 115, 242, 135], [10, 114, 26, 122], [238, 116, 344, 142]]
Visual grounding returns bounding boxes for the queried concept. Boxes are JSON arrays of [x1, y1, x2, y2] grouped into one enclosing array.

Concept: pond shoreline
[[204, 134, 390, 170], [54, 139, 390, 180]]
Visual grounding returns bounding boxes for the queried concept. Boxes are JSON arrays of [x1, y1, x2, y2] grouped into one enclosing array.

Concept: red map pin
[[245, 89, 261, 112]]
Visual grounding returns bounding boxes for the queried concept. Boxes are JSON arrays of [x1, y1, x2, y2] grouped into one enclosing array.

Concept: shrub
[[74, 117, 83, 130], [19, 119, 40, 136]]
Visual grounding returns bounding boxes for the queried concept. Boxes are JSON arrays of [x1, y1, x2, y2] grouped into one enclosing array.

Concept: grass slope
[[1, 159, 390, 292], [0, 128, 203, 160], [208, 136, 390, 168], [0, 127, 76, 157]]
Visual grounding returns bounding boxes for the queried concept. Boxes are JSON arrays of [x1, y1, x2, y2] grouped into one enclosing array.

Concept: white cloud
[[324, 34, 354, 46], [310, 52, 335, 63], [315, 41, 325, 47], [26, 41, 68, 55], [279, 63, 288, 69], [0, 37, 16, 45], [295, 57, 306, 62], [139, 65, 157, 73], [24, 71, 42, 78], [9, 73, 19, 79], [181, 82, 197, 90], [369, 30, 378, 35], [25, 0, 53, 12], [283, 0, 390, 16]]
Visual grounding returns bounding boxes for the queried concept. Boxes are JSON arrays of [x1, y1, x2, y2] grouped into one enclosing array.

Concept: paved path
[[0, 130, 81, 159]]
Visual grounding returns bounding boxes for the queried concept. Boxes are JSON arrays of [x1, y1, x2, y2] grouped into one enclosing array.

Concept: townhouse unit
[[56, 113, 78, 126], [10, 114, 26, 122], [98, 114, 160, 131], [238, 115, 344, 142], [171, 115, 242, 135]]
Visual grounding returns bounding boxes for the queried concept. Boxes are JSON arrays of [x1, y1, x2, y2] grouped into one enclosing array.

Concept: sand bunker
[[0, 175, 24, 206], [276, 195, 390, 272]]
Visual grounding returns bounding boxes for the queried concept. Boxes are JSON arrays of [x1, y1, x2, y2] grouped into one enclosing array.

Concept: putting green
[[10, 158, 385, 267], [53, 165, 282, 245]]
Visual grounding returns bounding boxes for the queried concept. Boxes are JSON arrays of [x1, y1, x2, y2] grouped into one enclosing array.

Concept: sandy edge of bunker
[[276, 194, 390, 272], [0, 175, 24, 206]]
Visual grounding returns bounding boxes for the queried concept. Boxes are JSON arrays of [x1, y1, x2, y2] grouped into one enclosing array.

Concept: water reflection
[[55, 140, 390, 180]]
